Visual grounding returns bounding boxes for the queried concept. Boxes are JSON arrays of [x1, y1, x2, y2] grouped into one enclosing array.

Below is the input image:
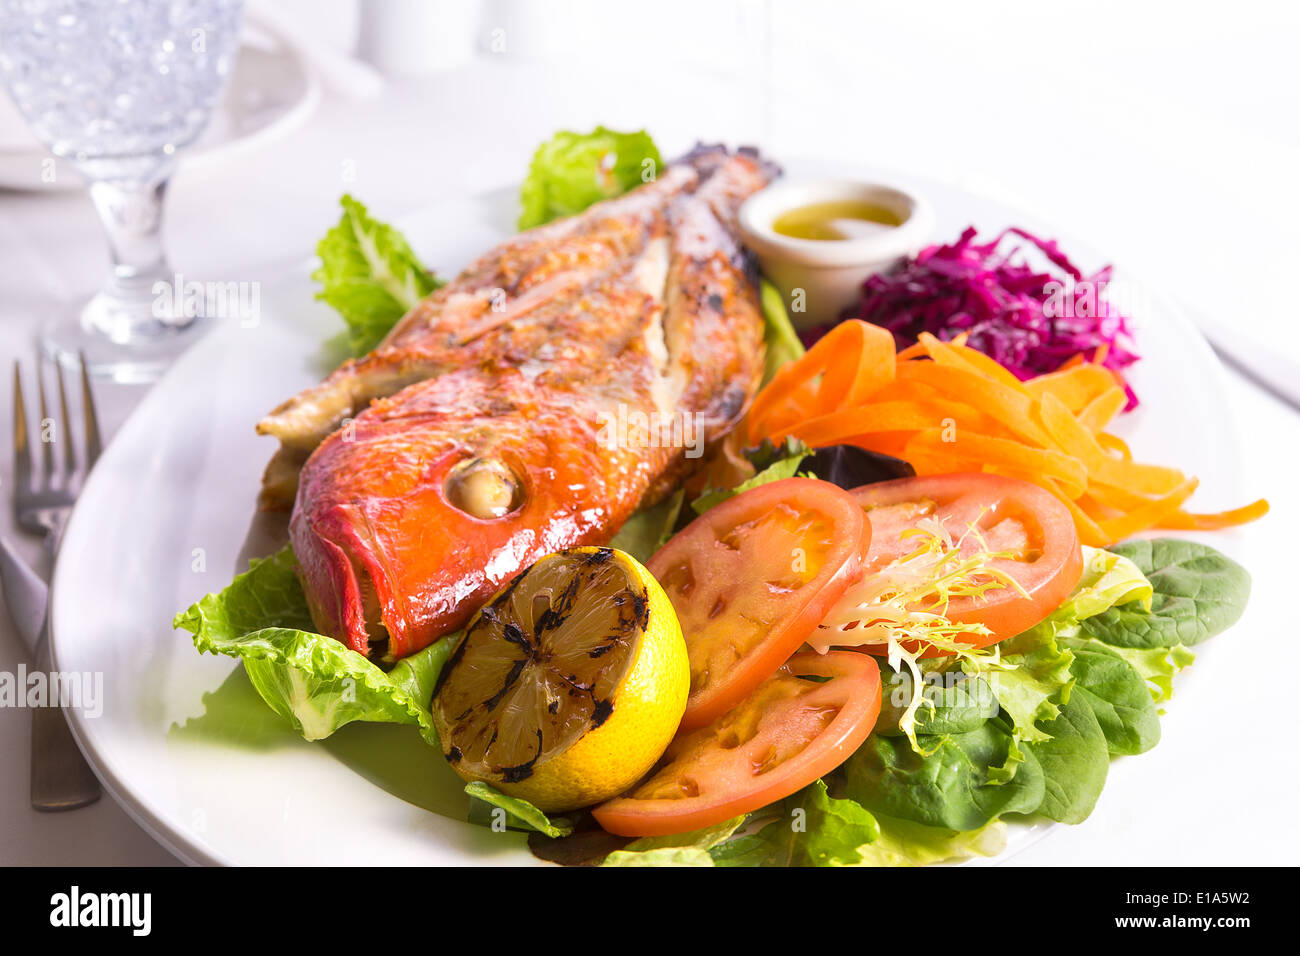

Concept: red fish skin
[[292, 368, 669, 658], [289, 149, 774, 660]]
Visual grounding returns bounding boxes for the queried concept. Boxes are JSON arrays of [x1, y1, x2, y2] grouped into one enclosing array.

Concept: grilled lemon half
[[432, 547, 689, 813]]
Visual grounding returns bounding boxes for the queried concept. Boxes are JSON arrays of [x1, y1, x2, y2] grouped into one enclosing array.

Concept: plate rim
[[49, 167, 1244, 867]]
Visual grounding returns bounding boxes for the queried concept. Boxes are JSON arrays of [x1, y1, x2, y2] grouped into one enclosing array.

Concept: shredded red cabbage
[[819, 226, 1141, 408]]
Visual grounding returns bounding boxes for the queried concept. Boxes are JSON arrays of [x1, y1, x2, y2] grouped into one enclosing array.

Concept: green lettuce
[[874, 666, 997, 738], [855, 814, 1007, 867], [1025, 694, 1110, 824], [1062, 643, 1162, 755], [173, 546, 454, 744], [760, 279, 805, 384], [710, 781, 879, 867], [601, 816, 746, 867], [518, 127, 662, 230], [690, 437, 811, 515], [1079, 538, 1250, 649], [983, 546, 1157, 754], [844, 721, 1047, 831], [313, 194, 442, 354]]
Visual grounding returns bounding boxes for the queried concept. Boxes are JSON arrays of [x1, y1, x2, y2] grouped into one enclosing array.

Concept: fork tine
[[55, 361, 77, 477], [35, 356, 54, 482], [12, 362, 32, 498], [78, 352, 102, 469]]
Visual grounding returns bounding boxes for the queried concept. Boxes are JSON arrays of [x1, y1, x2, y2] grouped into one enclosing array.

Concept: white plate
[[0, 41, 319, 192], [49, 169, 1246, 866]]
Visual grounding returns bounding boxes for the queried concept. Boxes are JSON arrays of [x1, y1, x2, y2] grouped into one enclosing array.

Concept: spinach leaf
[[874, 666, 998, 738], [843, 722, 1045, 831], [465, 782, 575, 838], [1024, 694, 1110, 824], [710, 780, 879, 867], [1062, 641, 1161, 755], [608, 489, 684, 565], [1080, 538, 1250, 649], [1092, 641, 1196, 704]]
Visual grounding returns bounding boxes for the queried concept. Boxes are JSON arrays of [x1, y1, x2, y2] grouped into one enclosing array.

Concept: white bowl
[[739, 178, 934, 328]]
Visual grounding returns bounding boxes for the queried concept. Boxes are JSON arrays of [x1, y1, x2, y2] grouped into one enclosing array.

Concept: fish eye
[[445, 458, 524, 519]]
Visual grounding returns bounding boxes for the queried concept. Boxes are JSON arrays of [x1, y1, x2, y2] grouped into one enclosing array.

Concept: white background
[[0, 0, 1296, 865]]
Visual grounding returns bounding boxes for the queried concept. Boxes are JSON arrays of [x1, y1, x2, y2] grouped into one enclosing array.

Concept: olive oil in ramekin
[[771, 199, 906, 241]]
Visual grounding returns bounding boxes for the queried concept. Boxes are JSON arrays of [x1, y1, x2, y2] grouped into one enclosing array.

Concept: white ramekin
[[739, 178, 935, 328]]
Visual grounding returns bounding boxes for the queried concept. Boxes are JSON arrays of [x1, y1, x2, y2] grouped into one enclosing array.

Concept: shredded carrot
[[744, 319, 1269, 546], [1024, 364, 1121, 413], [1095, 431, 1132, 461], [1078, 389, 1128, 434], [1159, 499, 1271, 531]]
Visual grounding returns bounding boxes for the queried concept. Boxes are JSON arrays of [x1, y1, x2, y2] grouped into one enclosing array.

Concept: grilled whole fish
[[282, 147, 774, 660]]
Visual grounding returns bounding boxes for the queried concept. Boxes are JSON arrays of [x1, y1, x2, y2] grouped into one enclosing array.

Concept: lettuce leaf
[[690, 438, 810, 514], [760, 278, 805, 385], [604, 847, 717, 867], [984, 546, 1155, 752], [1007, 544, 1194, 711], [313, 194, 442, 355], [984, 639, 1075, 748], [601, 816, 746, 867], [173, 546, 454, 744], [518, 127, 661, 230], [854, 814, 1007, 867]]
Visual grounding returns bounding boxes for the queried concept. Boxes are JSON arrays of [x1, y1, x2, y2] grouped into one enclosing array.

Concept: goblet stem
[[82, 162, 187, 342], [42, 160, 209, 383]]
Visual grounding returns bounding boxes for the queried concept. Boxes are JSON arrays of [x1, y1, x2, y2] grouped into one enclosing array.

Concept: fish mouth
[[354, 558, 390, 659]]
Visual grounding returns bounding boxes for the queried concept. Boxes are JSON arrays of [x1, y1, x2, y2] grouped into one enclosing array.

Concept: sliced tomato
[[648, 477, 867, 731], [592, 651, 881, 837], [845, 473, 1082, 652]]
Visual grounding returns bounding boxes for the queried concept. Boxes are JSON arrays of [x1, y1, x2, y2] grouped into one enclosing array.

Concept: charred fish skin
[[287, 148, 776, 660], [256, 165, 700, 463]]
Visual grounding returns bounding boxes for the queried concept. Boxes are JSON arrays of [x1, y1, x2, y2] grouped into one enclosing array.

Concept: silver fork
[[13, 355, 102, 810]]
